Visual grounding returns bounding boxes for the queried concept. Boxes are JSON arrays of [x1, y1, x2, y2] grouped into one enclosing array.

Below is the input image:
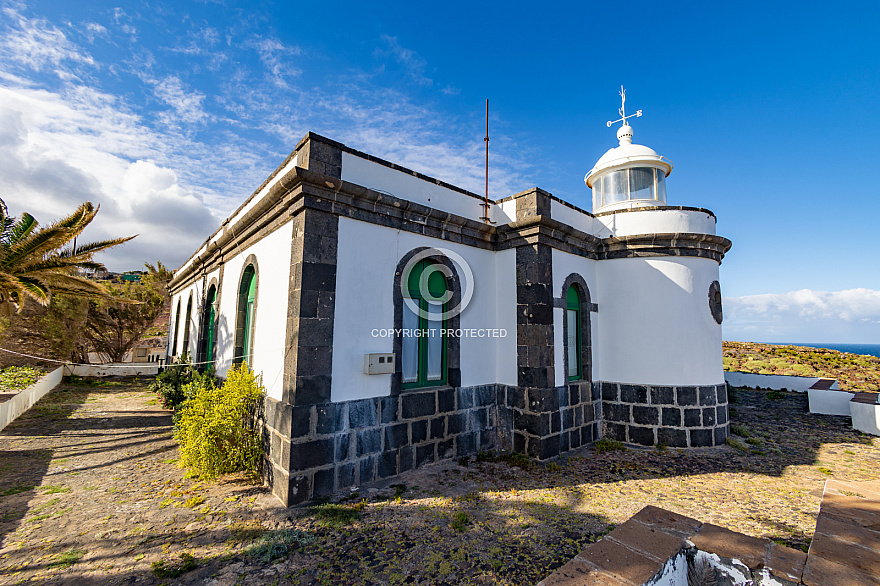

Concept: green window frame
[[171, 300, 181, 356], [182, 295, 193, 357], [203, 285, 217, 365], [566, 285, 582, 381], [402, 259, 448, 389], [234, 265, 257, 366]]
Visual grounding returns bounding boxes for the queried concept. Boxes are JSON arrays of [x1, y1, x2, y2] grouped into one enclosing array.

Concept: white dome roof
[[585, 124, 672, 188]]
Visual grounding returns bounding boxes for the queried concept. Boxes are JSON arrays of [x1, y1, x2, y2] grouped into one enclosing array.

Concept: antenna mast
[[480, 99, 493, 223]]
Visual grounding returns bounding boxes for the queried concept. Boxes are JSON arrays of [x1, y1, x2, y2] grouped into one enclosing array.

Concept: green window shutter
[[402, 260, 449, 389], [242, 267, 256, 366], [205, 286, 216, 365], [182, 297, 192, 356], [172, 300, 181, 356], [566, 285, 581, 381]]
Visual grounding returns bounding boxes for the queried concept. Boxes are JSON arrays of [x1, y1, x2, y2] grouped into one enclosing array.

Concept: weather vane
[[606, 86, 642, 128]]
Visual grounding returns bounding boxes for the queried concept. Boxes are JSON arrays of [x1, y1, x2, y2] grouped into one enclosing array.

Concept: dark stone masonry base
[[264, 385, 502, 505], [600, 381, 730, 448], [264, 379, 730, 505]]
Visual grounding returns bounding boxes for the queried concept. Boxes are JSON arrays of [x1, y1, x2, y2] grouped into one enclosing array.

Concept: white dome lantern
[[585, 87, 673, 213]]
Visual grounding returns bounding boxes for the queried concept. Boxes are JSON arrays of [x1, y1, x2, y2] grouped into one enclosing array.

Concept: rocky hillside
[[723, 341, 880, 392]]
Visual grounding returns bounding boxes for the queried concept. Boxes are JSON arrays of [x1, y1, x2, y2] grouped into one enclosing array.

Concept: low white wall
[[342, 152, 484, 222], [596, 208, 716, 238], [64, 364, 160, 377], [851, 400, 880, 436], [0, 366, 63, 431], [808, 388, 855, 417], [724, 372, 839, 392], [550, 199, 600, 236]]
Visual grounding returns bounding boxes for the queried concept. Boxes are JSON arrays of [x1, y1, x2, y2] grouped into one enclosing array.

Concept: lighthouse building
[[167, 97, 733, 505]]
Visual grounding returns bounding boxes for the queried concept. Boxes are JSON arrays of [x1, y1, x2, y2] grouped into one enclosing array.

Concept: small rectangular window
[[566, 309, 579, 379], [426, 301, 443, 381], [402, 304, 419, 383]]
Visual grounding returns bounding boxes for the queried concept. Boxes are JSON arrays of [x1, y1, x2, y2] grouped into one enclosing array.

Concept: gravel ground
[[0, 379, 878, 585]]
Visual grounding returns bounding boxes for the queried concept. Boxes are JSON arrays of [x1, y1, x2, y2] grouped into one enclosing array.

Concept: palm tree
[[0, 198, 135, 317]]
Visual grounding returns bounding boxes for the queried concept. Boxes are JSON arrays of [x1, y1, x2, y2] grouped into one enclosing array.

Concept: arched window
[[171, 300, 181, 357], [402, 259, 448, 389], [199, 285, 217, 366], [234, 265, 257, 366], [182, 295, 193, 357], [566, 285, 582, 381]]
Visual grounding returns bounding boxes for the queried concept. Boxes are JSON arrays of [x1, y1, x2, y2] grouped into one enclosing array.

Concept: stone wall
[[264, 384, 502, 505], [504, 382, 602, 460], [600, 382, 729, 448]]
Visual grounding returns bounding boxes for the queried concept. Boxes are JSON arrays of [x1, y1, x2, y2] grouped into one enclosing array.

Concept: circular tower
[[586, 88, 733, 449]]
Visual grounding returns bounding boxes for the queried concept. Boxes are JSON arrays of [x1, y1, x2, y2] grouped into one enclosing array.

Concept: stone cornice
[[603, 232, 732, 262], [170, 167, 733, 293], [496, 215, 602, 259]]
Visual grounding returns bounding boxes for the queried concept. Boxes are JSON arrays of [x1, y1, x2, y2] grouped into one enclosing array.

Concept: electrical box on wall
[[364, 353, 395, 375]]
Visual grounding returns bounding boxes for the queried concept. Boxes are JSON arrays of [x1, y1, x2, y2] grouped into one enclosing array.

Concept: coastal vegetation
[[723, 341, 880, 391]]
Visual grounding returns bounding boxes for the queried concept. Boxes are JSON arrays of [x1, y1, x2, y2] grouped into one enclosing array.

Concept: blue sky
[[1, 1, 879, 343]]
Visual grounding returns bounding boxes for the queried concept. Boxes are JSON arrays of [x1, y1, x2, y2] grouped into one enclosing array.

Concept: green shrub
[[150, 354, 199, 410], [174, 363, 264, 480]]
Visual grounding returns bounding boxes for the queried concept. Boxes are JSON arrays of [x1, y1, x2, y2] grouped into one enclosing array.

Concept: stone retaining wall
[[599, 381, 729, 448], [265, 379, 730, 504], [504, 381, 602, 461], [264, 384, 501, 505]]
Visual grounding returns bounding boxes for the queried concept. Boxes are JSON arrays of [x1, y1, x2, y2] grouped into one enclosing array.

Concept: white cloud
[[82, 22, 108, 42], [376, 35, 432, 87], [0, 9, 95, 79], [0, 83, 220, 271], [150, 75, 210, 125], [249, 37, 301, 89], [724, 289, 880, 343]]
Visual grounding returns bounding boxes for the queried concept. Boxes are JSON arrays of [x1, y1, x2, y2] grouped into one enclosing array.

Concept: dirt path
[[1, 380, 879, 585], [0, 379, 279, 585]]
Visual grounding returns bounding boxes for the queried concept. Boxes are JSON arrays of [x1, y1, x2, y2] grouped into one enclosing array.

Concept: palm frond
[[9, 213, 37, 244], [15, 276, 51, 306], [59, 234, 137, 259], [1, 225, 78, 269]]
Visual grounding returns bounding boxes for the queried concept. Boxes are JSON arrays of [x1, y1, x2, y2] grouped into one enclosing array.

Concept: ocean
[[758, 342, 880, 359]]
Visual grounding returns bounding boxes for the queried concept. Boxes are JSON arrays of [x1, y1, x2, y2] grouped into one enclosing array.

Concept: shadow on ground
[[1, 384, 878, 585]]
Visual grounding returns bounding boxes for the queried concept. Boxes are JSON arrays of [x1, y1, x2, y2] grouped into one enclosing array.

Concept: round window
[[708, 281, 723, 324]]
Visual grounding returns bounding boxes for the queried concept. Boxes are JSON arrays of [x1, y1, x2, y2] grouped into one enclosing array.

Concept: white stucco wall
[[851, 400, 880, 436], [597, 209, 716, 237], [493, 249, 518, 386], [210, 221, 293, 401], [341, 153, 485, 223], [332, 216, 516, 402], [494, 199, 517, 224], [551, 249, 599, 386], [0, 366, 63, 432], [550, 200, 604, 237], [724, 372, 838, 392], [808, 388, 855, 417], [595, 256, 724, 386]]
